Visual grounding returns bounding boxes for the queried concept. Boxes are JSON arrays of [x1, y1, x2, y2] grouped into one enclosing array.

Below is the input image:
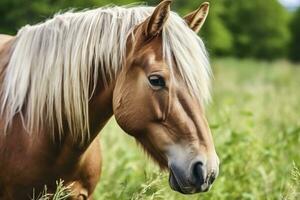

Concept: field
[[90, 58, 300, 200]]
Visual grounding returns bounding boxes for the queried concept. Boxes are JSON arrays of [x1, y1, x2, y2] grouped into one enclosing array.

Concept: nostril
[[192, 162, 205, 187], [209, 174, 216, 184]]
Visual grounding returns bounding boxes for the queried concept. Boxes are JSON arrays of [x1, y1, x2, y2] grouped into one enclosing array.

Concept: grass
[[32, 180, 72, 200], [52, 58, 300, 200]]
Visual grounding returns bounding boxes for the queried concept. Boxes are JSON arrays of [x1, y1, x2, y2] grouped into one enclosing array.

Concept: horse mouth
[[168, 162, 215, 194], [169, 167, 195, 194]]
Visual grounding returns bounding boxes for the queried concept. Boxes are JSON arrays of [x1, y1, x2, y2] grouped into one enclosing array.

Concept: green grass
[[33, 180, 72, 200], [51, 59, 300, 200]]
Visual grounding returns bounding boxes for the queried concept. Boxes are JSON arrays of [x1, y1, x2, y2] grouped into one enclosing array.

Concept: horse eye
[[148, 75, 165, 89]]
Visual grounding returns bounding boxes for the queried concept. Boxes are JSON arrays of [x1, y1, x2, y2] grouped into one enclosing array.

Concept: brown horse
[[0, 1, 219, 199]]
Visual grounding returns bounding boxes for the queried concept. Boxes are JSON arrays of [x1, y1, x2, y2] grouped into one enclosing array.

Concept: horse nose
[[191, 161, 216, 192], [192, 161, 205, 186]]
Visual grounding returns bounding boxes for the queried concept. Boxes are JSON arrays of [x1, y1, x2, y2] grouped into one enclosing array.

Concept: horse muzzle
[[168, 159, 219, 194]]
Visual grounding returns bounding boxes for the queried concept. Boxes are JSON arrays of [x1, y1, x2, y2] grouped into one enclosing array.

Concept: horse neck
[[85, 78, 115, 143], [0, 34, 117, 149], [59, 80, 115, 150]]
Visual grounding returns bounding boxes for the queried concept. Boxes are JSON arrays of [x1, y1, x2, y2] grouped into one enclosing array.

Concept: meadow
[[89, 58, 300, 200], [46, 58, 300, 200]]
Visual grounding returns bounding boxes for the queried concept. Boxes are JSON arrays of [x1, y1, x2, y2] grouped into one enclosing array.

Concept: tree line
[[0, 0, 299, 61]]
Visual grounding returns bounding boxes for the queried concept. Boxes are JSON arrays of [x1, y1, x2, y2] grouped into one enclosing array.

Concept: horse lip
[[169, 166, 195, 194], [169, 169, 181, 192]]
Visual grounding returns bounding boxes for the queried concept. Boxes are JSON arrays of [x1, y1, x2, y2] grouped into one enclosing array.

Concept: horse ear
[[144, 0, 172, 38], [184, 2, 210, 33]]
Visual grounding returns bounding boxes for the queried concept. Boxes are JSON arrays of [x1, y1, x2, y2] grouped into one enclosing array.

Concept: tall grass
[[51, 59, 300, 200], [32, 180, 72, 200], [283, 162, 300, 200]]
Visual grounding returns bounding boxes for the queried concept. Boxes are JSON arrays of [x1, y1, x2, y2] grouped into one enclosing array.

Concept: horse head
[[113, 1, 219, 194]]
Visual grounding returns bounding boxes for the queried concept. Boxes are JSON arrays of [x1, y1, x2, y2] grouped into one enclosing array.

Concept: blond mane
[[0, 5, 211, 142]]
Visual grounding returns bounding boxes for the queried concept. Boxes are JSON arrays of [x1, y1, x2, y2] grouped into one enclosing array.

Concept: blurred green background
[[1, 0, 300, 199]]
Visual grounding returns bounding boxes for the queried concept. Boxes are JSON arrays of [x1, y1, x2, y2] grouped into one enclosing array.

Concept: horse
[[0, 1, 219, 199]]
